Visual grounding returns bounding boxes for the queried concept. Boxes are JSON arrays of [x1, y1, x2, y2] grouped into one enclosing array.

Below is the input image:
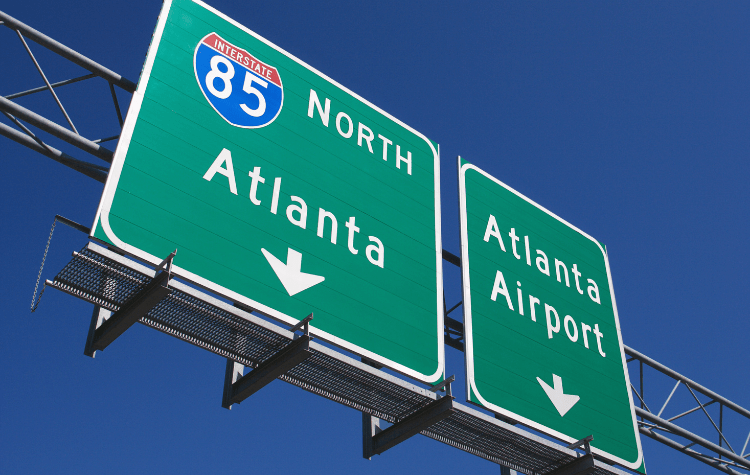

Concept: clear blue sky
[[1, 1, 748, 474]]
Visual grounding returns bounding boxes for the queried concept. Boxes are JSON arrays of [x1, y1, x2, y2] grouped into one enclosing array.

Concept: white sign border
[[91, 0, 445, 385], [458, 159, 643, 469]]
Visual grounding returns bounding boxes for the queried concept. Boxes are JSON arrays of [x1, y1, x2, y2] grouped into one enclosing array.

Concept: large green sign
[[458, 160, 643, 468], [92, 0, 444, 384]]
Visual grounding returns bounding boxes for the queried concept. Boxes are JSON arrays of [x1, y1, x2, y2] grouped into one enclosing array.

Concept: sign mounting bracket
[[540, 436, 595, 475], [83, 252, 175, 356], [288, 312, 313, 336], [221, 315, 314, 409], [363, 394, 455, 458], [429, 374, 455, 397]]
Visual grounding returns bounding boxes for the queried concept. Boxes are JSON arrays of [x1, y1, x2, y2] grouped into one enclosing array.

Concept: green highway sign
[[92, 0, 444, 383], [458, 160, 643, 469]]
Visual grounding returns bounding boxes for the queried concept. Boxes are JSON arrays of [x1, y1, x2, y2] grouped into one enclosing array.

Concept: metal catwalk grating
[[422, 411, 621, 475], [146, 291, 288, 367], [47, 243, 630, 475], [283, 351, 430, 423], [53, 248, 149, 310]]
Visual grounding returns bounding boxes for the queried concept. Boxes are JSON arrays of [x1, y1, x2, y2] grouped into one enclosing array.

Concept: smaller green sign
[[459, 159, 643, 469]]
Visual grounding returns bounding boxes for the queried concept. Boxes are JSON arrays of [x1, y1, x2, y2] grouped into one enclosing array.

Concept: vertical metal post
[[362, 412, 381, 460], [639, 360, 644, 419], [108, 83, 124, 127], [719, 403, 724, 460], [84, 305, 111, 357], [221, 359, 244, 409], [442, 290, 447, 319], [361, 356, 382, 460]]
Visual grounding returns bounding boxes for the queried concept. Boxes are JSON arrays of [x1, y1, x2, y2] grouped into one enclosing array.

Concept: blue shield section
[[195, 42, 283, 128]]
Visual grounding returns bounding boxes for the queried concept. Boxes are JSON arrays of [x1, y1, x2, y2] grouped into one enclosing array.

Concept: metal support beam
[[446, 301, 463, 317], [0, 10, 137, 92], [109, 83, 124, 127], [567, 435, 593, 452], [361, 354, 383, 460], [89, 270, 171, 352], [544, 454, 595, 475], [540, 436, 595, 475], [0, 96, 113, 162], [221, 360, 245, 409], [495, 414, 517, 426], [0, 122, 108, 182], [289, 312, 313, 335], [83, 306, 111, 357], [5, 73, 97, 100], [154, 249, 178, 274], [636, 407, 750, 469], [445, 315, 463, 332], [54, 215, 91, 234], [444, 335, 464, 352], [360, 356, 383, 369], [626, 345, 750, 419], [442, 249, 461, 267], [362, 412, 382, 460], [15, 29, 78, 134], [222, 334, 312, 408], [429, 375, 455, 395], [626, 345, 750, 474], [367, 395, 454, 457], [444, 313, 464, 351], [639, 427, 744, 475]]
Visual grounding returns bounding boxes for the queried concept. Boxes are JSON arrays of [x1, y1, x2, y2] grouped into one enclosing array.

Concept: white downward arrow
[[537, 374, 580, 417], [261, 247, 325, 297]]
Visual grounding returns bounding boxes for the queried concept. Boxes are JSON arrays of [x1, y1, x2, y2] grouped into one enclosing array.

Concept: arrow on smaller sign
[[537, 374, 580, 417], [262, 247, 325, 297]]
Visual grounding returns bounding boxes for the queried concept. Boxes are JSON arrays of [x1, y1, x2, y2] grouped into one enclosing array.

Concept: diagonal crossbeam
[[627, 345, 750, 474], [658, 380, 681, 418], [683, 383, 735, 453], [5, 73, 97, 100], [668, 399, 718, 422], [629, 383, 652, 414], [0, 96, 113, 162], [640, 426, 745, 475], [0, 122, 107, 182], [109, 83, 124, 126], [636, 408, 750, 470], [15, 29, 78, 133]]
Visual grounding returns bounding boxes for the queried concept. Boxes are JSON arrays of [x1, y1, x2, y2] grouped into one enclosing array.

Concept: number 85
[[205, 55, 267, 117]]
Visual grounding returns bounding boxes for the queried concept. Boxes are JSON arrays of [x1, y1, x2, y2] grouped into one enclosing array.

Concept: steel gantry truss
[[0, 10, 135, 183], [3, 10, 749, 475], [625, 347, 750, 475]]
